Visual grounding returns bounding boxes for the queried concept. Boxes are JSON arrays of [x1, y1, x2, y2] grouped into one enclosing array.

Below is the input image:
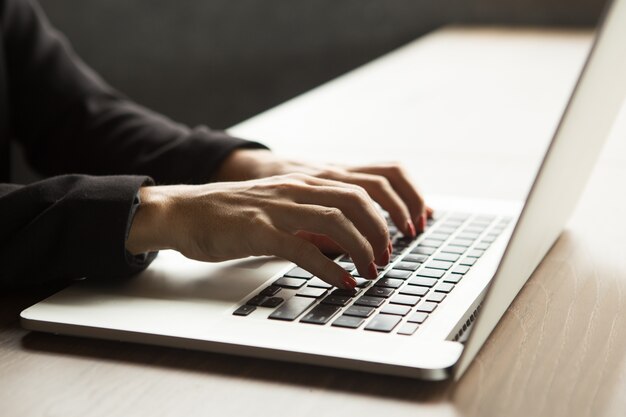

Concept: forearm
[[0, 175, 155, 288]]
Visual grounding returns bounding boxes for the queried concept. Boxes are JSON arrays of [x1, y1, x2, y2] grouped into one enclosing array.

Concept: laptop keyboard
[[233, 212, 512, 336]]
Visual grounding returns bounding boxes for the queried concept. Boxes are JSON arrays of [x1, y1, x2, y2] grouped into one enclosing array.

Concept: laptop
[[20, 0, 626, 380]]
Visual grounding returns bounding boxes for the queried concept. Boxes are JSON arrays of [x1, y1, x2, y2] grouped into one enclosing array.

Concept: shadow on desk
[[20, 330, 452, 403]]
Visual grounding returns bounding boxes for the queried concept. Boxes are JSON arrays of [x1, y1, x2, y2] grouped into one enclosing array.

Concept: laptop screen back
[[455, 0, 626, 378]]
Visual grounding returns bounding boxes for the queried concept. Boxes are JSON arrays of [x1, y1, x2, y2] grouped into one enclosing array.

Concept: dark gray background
[[39, 0, 605, 129]]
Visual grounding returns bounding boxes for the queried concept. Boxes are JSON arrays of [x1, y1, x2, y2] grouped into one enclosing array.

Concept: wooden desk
[[3, 27, 625, 417]]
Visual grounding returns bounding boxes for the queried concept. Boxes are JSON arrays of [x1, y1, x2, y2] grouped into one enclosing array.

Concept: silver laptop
[[21, 0, 626, 380]]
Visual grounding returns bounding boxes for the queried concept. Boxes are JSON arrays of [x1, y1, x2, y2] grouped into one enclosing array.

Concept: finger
[[321, 170, 415, 238], [284, 183, 390, 265], [347, 164, 426, 230], [267, 230, 357, 289], [272, 204, 379, 280], [296, 231, 344, 255]]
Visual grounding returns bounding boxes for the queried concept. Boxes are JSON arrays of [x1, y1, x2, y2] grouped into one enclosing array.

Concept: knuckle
[[371, 175, 390, 189], [322, 207, 344, 223]]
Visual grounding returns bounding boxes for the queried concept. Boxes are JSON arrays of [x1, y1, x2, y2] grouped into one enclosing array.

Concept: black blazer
[[0, 0, 266, 288]]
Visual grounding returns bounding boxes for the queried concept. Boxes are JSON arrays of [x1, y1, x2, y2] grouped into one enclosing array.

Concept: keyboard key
[[389, 294, 420, 306], [259, 285, 281, 296], [384, 269, 412, 280], [274, 277, 307, 289], [481, 234, 498, 243], [449, 238, 474, 247], [399, 285, 428, 296], [380, 304, 411, 316], [365, 314, 402, 333], [261, 297, 284, 308], [443, 273, 462, 284], [332, 315, 365, 329], [269, 297, 316, 321], [233, 305, 256, 316], [355, 296, 385, 308], [300, 304, 342, 324], [402, 253, 428, 263], [447, 213, 470, 221], [408, 276, 438, 287], [419, 239, 442, 248], [463, 226, 485, 234], [354, 277, 373, 288], [426, 292, 447, 303], [306, 278, 333, 289], [416, 301, 438, 313], [441, 245, 466, 255], [284, 267, 313, 279], [394, 261, 421, 271], [467, 249, 485, 258], [451, 265, 471, 275], [296, 287, 328, 298], [365, 287, 395, 298], [424, 260, 453, 271], [415, 268, 445, 279], [407, 312, 429, 323], [428, 232, 450, 241], [332, 288, 361, 298], [435, 282, 455, 293], [433, 252, 460, 262], [459, 257, 477, 266], [474, 242, 490, 250], [321, 294, 352, 306], [246, 295, 268, 306], [344, 305, 376, 318], [337, 261, 356, 272], [397, 322, 419, 335], [457, 232, 480, 240], [436, 225, 458, 234], [375, 278, 404, 289], [411, 246, 436, 256]]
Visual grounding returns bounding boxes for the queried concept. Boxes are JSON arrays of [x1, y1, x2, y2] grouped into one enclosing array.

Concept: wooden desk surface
[[3, 27, 626, 417]]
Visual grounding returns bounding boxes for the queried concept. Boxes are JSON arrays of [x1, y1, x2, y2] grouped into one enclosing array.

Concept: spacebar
[[268, 297, 316, 321]]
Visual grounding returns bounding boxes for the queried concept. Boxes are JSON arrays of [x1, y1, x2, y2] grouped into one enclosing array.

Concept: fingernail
[[420, 214, 427, 232], [368, 262, 378, 280], [406, 220, 416, 238], [388, 240, 393, 253], [342, 273, 357, 289]]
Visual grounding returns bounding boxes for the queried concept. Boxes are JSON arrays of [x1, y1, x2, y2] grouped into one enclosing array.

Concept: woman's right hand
[[126, 174, 392, 289]]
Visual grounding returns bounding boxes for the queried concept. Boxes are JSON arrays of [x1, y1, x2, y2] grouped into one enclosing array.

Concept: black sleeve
[[0, 0, 269, 288], [0, 175, 156, 288], [2, 0, 267, 184]]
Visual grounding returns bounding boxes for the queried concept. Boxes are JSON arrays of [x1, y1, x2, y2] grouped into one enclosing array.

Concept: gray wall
[[12, 0, 605, 183], [39, 0, 605, 129]]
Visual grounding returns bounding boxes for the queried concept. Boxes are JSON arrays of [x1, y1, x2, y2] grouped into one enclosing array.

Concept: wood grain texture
[[2, 27, 625, 417]]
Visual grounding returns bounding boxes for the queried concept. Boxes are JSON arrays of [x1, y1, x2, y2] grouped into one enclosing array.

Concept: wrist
[[126, 186, 176, 255], [215, 148, 283, 181]]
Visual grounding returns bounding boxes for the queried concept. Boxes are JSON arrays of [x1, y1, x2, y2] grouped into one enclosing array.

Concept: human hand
[[126, 174, 392, 289], [216, 149, 432, 237]]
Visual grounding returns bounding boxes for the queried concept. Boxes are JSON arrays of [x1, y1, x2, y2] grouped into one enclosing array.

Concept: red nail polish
[[406, 220, 416, 238], [388, 240, 393, 253], [342, 273, 357, 289], [419, 214, 427, 232], [368, 262, 378, 280]]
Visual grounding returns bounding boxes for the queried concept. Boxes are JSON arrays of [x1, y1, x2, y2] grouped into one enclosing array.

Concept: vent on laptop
[[452, 303, 482, 343]]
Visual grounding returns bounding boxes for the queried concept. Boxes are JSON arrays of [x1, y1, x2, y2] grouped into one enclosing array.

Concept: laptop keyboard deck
[[233, 212, 511, 336]]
